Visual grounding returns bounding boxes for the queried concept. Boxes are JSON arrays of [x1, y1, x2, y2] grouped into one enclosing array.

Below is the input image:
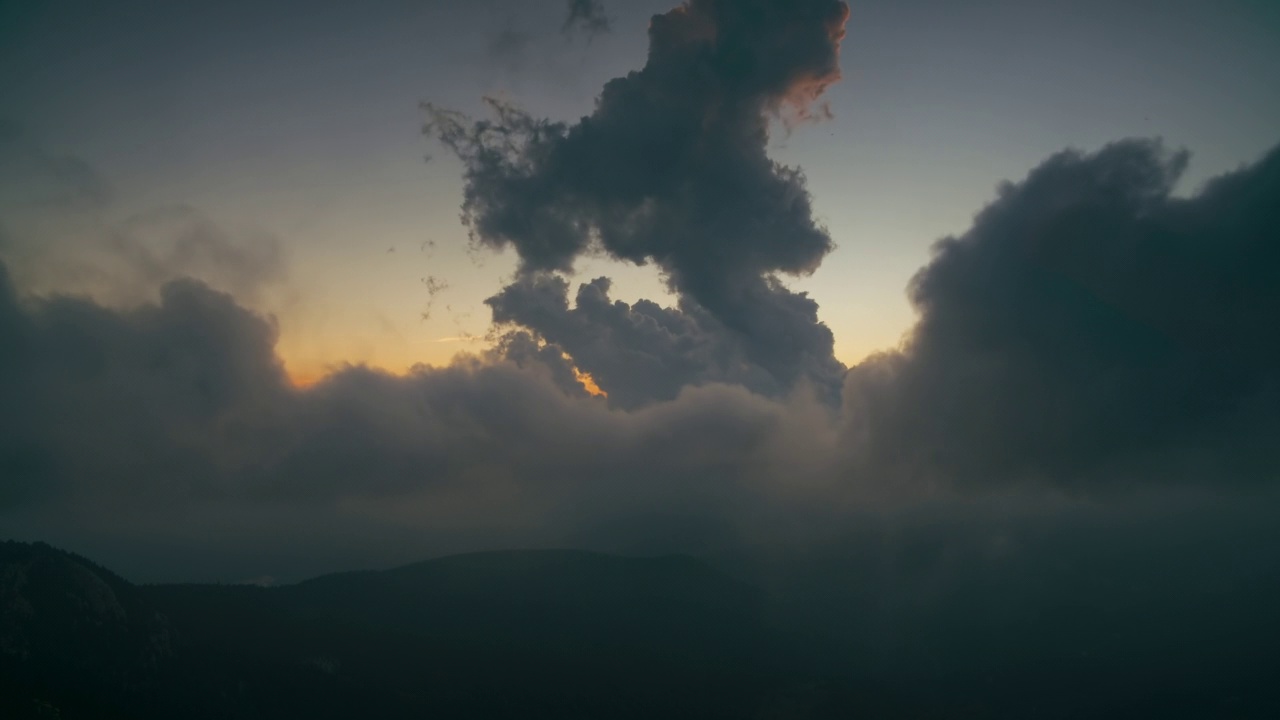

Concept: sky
[[3, 0, 1278, 383], [1, 0, 1279, 587]]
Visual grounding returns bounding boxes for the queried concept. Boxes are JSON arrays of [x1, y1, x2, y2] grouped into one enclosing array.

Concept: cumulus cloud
[[1, 4, 1278, 705], [3, 132, 1279, 579], [0, 259, 854, 575], [0, 6, 1278, 630], [843, 139, 1280, 490], [486, 273, 783, 408], [0, 264, 290, 507], [426, 0, 851, 406]]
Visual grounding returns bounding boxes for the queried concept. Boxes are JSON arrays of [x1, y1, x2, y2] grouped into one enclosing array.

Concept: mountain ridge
[[3, 540, 826, 719], [6, 538, 1277, 718]]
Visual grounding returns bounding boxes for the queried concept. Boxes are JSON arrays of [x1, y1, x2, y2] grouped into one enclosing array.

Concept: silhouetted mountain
[[0, 543, 867, 718], [146, 549, 808, 719], [0, 541, 174, 719], [4, 540, 1279, 718]]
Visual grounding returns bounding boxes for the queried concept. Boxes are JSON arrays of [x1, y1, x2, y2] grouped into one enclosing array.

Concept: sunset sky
[[1, 0, 1279, 586], [4, 0, 1277, 384]]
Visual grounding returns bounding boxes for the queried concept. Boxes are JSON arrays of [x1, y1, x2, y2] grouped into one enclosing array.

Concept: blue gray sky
[[3, 0, 1276, 381]]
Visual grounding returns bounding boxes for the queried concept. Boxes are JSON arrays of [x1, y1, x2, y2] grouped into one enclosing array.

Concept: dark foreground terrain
[[2, 539, 1276, 718]]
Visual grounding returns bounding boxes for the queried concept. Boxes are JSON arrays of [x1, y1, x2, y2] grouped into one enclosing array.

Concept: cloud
[[0, 263, 290, 509], [4, 127, 1280, 581], [842, 139, 1280, 490], [426, 0, 852, 406], [99, 205, 286, 305], [562, 0, 611, 40], [0, 120, 112, 212], [486, 273, 783, 408], [0, 123, 285, 308], [2, 3, 1279, 700], [0, 140, 1277, 610], [0, 7, 1277, 650], [0, 259, 853, 574]]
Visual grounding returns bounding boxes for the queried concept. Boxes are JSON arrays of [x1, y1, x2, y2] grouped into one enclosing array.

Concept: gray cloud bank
[[1, 136, 1279, 582], [1, 0, 1278, 596], [851, 139, 1280, 490]]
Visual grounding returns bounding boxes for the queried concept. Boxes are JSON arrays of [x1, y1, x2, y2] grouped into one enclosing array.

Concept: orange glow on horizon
[[282, 339, 881, 395], [286, 369, 325, 389], [286, 356, 608, 398]]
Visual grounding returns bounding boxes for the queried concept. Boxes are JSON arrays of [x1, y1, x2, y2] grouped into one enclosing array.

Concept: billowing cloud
[[0, 258, 853, 577], [1, 2, 1279, 708], [486, 273, 783, 408], [426, 0, 851, 406], [843, 139, 1280, 490], [3, 133, 1280, 580], [0, 264, 291, 509], [0, 138, 1276, 629], [0, 2, 1277, 641]]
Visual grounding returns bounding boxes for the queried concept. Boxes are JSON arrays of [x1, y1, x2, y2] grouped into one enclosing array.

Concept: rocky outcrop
[[0, 541, 174, 717]]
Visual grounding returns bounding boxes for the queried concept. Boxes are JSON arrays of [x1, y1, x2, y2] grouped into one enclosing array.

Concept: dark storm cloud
[[0, 263, 290, 508], [2, 139, 1280, 583], [4, 258, 1274, 709], [562, 0, 611, 39], [0, 260, 846, 571], [0, 0, 1276, 593], [426, 0, 851, 405], [486, 272, 783, 408], [843, 139, 1280, 489], [488, 328, 593, 400]]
